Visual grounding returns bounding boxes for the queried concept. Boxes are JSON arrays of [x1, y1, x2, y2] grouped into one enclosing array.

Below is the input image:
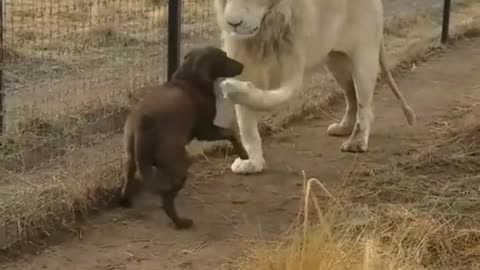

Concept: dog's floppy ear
[[190, 52, 213, 84], [180, 49, 211, 84]]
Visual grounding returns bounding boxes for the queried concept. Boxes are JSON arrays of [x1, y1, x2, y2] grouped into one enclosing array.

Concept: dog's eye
[[183, 52, 193, 61]]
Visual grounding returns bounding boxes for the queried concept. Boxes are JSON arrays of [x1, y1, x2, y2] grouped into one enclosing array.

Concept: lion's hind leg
[[340, 48, 380, 153], [326, 51, 357, 137]]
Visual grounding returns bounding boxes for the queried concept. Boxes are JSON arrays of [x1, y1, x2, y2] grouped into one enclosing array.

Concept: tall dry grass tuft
[[236, 176, 427, 270]]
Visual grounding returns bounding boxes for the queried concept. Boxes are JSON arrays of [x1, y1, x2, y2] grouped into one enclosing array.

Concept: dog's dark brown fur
[[119, 46, 248, 230]]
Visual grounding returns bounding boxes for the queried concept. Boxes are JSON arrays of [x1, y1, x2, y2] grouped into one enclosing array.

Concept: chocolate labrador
[[119, 46, 248, 230]]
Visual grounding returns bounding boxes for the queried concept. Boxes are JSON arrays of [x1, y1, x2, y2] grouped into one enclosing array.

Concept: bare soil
[[383, 0, 442, 16], [1, 34, 479, 270]]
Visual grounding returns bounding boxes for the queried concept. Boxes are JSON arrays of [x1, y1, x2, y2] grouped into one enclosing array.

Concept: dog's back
[[128, 82, 200, 145], [126, 83, 196, 141]]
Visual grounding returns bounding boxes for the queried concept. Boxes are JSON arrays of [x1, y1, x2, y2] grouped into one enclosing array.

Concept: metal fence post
[[167, 0, 182, 80], [0, 0, 5, 135], [441, 0, 452, 43]]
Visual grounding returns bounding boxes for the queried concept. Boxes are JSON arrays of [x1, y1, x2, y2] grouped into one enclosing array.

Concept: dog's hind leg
[[159, 175, 192, 230], [155, 143, 193, 230]]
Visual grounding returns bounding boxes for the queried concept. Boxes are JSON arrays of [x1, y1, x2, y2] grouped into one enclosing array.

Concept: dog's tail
[[379, 39, 416, 126]]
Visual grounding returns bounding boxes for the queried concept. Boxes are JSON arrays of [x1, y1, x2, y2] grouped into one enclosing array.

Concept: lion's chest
[[237, 56, 284, 90]]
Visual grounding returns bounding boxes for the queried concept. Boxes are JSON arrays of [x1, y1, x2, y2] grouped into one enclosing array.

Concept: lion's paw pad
[[340, 139, 368, 153], [327, 122, 353, 137], [231, 158, 265, 174]]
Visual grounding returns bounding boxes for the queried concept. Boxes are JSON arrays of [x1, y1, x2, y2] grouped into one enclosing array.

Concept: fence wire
[[0, 0, 216, 173]]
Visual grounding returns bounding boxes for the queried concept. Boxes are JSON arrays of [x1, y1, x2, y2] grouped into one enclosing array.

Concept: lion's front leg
[[230, 104, 266, 174]]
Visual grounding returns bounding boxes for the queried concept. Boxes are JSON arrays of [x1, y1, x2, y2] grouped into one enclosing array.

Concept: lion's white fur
[[214, 0, 416, 174]]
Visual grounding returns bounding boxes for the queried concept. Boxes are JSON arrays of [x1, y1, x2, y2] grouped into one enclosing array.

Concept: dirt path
[[2, 37, 480, 270], [383, 0, 442, 16]]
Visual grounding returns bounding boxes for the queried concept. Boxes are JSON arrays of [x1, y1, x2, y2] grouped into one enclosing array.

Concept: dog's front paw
[[231, 157, 265, 174], [174, 218, 194, 230], [118, 197, 133, 208], [220, 78, 254, 103]]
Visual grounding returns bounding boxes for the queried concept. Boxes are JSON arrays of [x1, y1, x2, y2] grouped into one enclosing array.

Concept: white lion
[[214, 0, 416, 174]]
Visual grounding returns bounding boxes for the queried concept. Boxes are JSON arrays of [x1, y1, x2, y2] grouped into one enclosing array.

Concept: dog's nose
[[227, 20, 243, 28]]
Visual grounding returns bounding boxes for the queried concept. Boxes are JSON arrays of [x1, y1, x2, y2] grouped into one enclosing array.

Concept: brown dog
[[119, 46, 248, 230]]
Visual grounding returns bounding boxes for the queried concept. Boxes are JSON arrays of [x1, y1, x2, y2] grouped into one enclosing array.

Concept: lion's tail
[[379, 39, 416, 126]]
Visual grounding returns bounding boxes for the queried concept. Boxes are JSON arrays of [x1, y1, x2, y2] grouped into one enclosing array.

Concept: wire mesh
[[0, 0, 216, 174], [0, 0, 218, 249], [0, 0, 5, 134]]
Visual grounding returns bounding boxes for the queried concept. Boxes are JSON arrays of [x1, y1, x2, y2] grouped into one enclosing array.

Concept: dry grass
[[235, 187, 431, 270], [234, 108, 480, 270], [4, 0, 213, 57], [0, 136, 124, 250], [2, 0, 217, 138], [237, 195, 479, 270]]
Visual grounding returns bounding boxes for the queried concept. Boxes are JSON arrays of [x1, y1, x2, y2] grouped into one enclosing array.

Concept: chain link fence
[[0, 0, 216, 172]]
